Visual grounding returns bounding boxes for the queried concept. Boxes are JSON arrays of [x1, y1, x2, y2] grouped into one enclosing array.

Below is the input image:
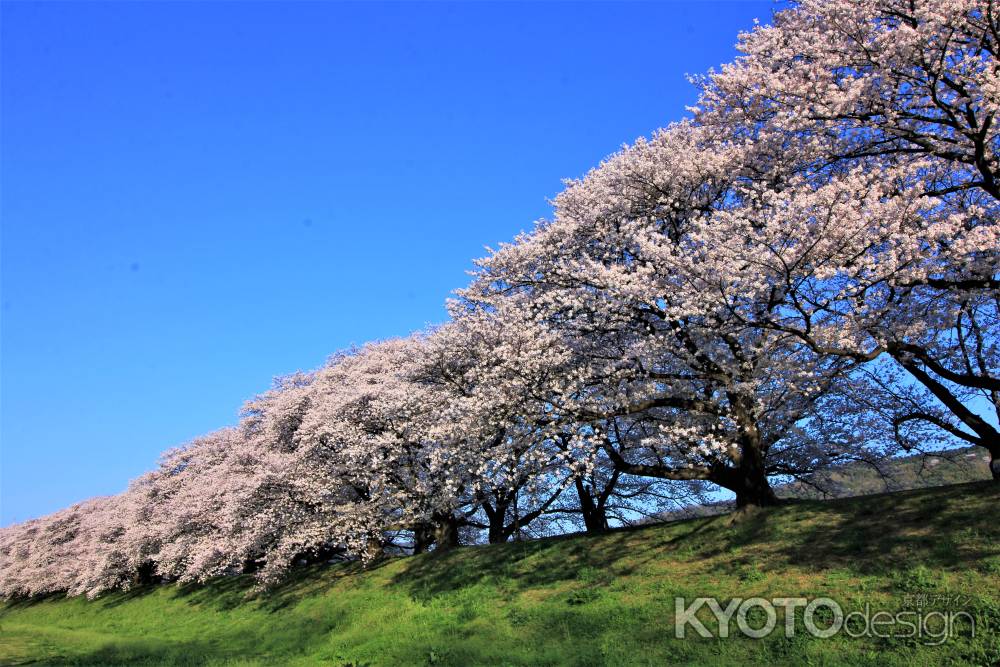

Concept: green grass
[[2, 481, 998, 666]]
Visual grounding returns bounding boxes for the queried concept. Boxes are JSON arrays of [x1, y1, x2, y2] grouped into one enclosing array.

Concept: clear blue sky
[[1, 1, 775, 526]]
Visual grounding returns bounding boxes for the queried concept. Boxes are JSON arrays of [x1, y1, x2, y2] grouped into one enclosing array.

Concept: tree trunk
[[733, 444, 779, 508], [486, 500, 510, 544], [989, 446, 1000, 482], [432, 512, 461, 552], [714, 434, 779, 508], [733, 476, 779, 508], [413, 524, 433, 554], [135, 560, 159, 586], [721, 398, 780, 508], [364, 537, 384, 561], [582, 506, 610, 533], [575, 478, 609, 533]]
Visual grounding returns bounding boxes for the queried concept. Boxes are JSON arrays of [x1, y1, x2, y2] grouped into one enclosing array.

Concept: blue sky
[[1, 1, 775, 525]]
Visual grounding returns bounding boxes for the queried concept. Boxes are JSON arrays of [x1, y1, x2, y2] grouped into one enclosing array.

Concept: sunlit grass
[[2, 481, 998, 666]]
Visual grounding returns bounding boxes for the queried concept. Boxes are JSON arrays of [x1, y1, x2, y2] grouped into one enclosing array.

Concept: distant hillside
[[779, 447, 994, 500], [1, 481, 997, 666], [656, 447, 994, 522]]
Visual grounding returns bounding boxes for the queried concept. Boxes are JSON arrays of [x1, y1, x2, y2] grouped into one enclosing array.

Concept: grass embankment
[[1, 481, 998, 666]]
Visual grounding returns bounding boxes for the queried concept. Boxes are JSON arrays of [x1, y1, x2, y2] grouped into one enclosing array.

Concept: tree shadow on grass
[[387, 479, 999, 602], [774, 480, 1000, 578], [253, 558, 397, 614], [157, 555, 401, 616], [16, 633, 267, 666], [6, 480, 996, 666], [387, 513, 722, 602], [0, 591, 71, 612], [95, 582, 172, 609]]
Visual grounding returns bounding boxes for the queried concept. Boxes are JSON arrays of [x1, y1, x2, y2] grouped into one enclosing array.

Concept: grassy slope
[[1, 481, 998, 667]]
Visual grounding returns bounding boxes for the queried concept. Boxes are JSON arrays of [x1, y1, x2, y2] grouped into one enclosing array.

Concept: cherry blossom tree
[[459, 122, 875, 507], [0, 495, 122, 598], [421, 306, 579, 543], [693, 0, 1000, 478]]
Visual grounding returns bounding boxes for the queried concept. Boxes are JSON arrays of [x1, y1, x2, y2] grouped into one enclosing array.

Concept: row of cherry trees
[[2, 0, 996, 599]]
